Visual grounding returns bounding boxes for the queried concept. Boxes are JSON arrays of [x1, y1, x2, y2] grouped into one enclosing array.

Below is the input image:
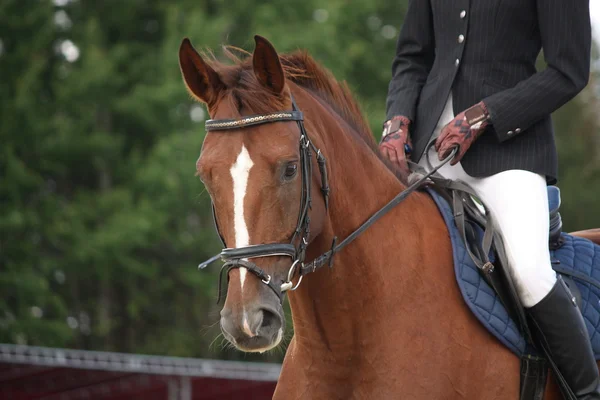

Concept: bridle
[[198, 96, 456, 303], [199, 97, 329, 302]]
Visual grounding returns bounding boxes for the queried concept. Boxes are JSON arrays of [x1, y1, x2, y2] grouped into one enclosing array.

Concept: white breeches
[[420, 95, 557, 307]]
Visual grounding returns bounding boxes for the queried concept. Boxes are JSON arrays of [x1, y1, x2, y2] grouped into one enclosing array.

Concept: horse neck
[[287, 91, 438, 357]]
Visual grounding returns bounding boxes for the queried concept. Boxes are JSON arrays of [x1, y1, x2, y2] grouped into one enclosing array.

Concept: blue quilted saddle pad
[[426, 187, 600, 358]]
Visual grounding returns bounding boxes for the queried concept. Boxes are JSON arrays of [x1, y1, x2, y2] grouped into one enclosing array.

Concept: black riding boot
[[528, 276, 600, 400]]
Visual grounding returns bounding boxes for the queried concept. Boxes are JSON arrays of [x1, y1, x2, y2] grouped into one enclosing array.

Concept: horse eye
[[283, 163, 298, 179]]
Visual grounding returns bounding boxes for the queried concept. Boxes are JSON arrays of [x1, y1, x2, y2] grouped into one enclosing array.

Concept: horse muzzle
[[220, 305, 284, 352]]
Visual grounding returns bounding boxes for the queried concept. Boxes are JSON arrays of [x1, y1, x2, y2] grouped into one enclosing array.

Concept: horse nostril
[[259, 308, 279, 331]]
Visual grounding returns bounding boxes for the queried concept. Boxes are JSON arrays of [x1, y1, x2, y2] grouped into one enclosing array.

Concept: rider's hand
[[435, 101, 490, 165], [379, 116, 412, 180]]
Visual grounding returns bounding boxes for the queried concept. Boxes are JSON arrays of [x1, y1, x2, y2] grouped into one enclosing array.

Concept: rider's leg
[[420, 147, 600, 399], [451, 168, 556, 307]]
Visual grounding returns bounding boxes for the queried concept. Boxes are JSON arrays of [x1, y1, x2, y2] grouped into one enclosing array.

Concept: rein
[[197, 97, 456, 302]]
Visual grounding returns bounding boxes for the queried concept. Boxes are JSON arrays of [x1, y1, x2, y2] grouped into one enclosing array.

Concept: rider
[[381, 1, 598, 397]]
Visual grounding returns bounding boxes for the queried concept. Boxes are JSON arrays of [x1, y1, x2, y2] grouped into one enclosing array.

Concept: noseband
[[198, 96, 456, 303]]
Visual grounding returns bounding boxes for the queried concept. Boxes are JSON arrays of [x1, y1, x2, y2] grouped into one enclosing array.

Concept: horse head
[[179, 36, 331, 352]]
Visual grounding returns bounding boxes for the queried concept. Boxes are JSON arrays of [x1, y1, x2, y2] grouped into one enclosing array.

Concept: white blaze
[[242, 311, 255, 337], [230, 145, 254, 291]]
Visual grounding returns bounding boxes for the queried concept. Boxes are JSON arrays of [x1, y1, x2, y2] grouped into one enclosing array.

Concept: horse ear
[[178, 38, 224, 106], [252, 35, 285, 95]]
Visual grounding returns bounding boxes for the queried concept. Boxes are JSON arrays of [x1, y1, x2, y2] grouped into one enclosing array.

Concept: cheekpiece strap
[[205, 110, 304, 131]]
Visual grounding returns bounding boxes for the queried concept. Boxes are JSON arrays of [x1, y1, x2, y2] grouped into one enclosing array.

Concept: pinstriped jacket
[[385, 0, 591, 183]]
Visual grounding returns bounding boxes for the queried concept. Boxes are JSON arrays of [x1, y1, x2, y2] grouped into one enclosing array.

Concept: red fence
[[0, 344, 279, 400]]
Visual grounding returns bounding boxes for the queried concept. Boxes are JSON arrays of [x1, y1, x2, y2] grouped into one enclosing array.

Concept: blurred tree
[[0, 0, 72, 348], [0, 0, 598, 364], [0, 0, 226, 358], [551, 41, 600, 231]]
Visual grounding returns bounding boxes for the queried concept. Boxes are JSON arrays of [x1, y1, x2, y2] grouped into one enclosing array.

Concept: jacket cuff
[[386, 98, 417, 123], [384, 115, 412, 127], [484, 98, 526, 143]]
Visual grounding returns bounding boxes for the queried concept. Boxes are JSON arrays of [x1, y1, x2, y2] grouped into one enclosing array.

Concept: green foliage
[[0, 0, 225, 358], [0, 0, 598, 363]]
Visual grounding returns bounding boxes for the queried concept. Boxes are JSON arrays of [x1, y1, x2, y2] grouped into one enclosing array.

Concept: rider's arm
[[385, 0, 435, 123], [483, 0, 591, 142]]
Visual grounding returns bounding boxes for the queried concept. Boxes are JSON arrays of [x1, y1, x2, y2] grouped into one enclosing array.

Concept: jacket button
[[507, 130, 514, 135], [460, 10, 467, 19], [515, 128, 521, 133], [455, 58, 460, 66], [458, 34, 465, 43]]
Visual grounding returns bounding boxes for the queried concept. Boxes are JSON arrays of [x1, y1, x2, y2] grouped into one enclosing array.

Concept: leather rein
[[198, 96, 456, 303]]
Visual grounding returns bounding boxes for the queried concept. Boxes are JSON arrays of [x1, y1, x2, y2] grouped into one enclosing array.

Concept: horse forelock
[[201, 47, 378, 151], [200, 44, 408, 193]]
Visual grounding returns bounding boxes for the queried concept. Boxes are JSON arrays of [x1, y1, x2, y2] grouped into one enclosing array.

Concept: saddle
[[426, 181, 600, 400]]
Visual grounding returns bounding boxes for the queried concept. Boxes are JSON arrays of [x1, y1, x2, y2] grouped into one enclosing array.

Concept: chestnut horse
[[178, 36, 583, 399]]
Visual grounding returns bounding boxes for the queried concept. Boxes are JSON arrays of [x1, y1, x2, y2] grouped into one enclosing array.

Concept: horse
[[178, 35, 597, 399]]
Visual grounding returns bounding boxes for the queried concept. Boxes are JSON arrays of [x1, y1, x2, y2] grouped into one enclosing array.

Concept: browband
[[205, 111, 304, 131]]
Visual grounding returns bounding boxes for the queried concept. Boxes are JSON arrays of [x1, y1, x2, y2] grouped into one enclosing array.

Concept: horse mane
[[203, 47, 378, 153]]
